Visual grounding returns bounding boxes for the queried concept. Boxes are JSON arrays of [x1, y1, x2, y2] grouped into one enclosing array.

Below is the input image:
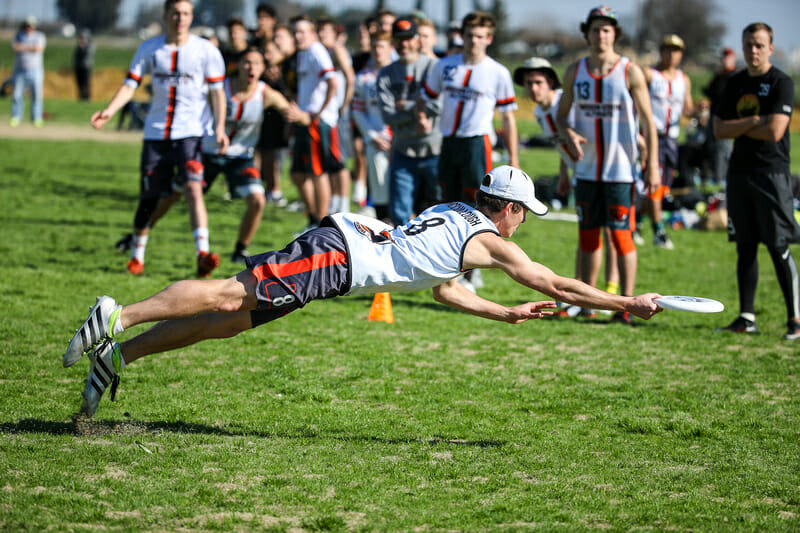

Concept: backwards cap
[[580, 5, 619, 34], [480, 166, 549, 216]]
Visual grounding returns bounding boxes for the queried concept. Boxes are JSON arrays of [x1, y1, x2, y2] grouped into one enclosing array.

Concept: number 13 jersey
[[329, 202, 500, 295], [572, 56, 639, 183]]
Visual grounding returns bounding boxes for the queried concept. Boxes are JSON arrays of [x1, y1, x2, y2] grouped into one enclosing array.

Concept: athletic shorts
[[246, 221, 350, 327], [290, 119, 344, 176], [575, 180, 635, 231], [727, 171, 800, 248], [657, 135, 679, 188], [140, 137, 204, 199], [438, 135, 493, 203], [202, 154, 265, 200]]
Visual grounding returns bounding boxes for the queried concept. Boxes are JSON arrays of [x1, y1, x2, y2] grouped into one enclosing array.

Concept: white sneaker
[[469, 269, 485, 289], [457, 275, 476, 294], [63, 296, 121, 368], [80, 340, 122, 418]]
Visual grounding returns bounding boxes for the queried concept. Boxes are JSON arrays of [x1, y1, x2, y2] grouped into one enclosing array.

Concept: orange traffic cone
[[368, 292, 394, 323]]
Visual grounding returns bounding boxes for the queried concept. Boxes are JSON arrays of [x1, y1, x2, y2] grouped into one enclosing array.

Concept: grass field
[[1, 133, 799, 531]]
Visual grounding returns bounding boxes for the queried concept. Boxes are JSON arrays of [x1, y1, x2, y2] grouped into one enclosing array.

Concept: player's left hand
[[216, 129, 230, 155], [506, 301, 557, 323]]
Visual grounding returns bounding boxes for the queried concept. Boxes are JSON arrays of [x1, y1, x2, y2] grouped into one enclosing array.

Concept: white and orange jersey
[[571, 56, 639, 183], [649, 67, 687, 139], [534, 89, 576, 170], [124, 34, 225, 141], [352, 66, 391, 143], [296, 41, 338, 126], [422, 54, 517, 138], [203, 79, 267, 158]]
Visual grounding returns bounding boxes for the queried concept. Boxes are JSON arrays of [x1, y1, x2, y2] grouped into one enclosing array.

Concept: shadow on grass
[[0, 418, 504, 448]]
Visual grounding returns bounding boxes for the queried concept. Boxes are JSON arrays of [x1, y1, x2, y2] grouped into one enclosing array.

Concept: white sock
[[331, 194, 343, 214], [193, 227, 210, 255], [131, 235, 148, 262], [740, 312, 756, 322]]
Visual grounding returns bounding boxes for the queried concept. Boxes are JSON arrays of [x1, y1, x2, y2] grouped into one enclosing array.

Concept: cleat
[[556, 305, 582, 318], [653, 231, 674, 250], [197, 251, 220, 277], [80, 340, 122, 418], [610, 311, 633, 325], [632, 230, 645, 246], [577, 307, 597, 318], [230, 249, 249, 264], [126, 258, 144, 275], [716, 316, 759, 334], [63, 296, 120, 367], [115, 233, 133, 253], [784, 320, 800, 340]]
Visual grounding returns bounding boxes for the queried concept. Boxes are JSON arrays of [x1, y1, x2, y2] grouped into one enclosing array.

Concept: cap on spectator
[[24, 15, 37, 27], [722, 47, 735, 57], [580, 5, 618, 34], [513, 57, 561, 89], [480, 166, 549, 216], [661, 34, 685, 50], [392, 18, 418, 39], [448, 20, 461, 32]]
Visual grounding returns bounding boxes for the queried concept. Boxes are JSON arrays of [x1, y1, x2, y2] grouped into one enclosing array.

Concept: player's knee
[[185, 159, 204, 182], [248, 192, 266, 211], [611, 229, 636, 255], [579, 228, 602, 252], [134, 197, 159, 229]]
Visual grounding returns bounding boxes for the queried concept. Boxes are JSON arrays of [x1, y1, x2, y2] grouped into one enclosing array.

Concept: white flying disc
[[655, 295, 725, 313]]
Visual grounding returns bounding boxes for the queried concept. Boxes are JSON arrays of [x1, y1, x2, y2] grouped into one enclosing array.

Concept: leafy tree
[[635, 0, 725, 59], [56, 0, 121, 32]]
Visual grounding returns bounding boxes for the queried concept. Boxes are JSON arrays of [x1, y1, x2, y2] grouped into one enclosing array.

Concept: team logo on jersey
[[354, 221, 393, 244], [443, 64, 457, 82], [758, 83, 770, 97], [736, 94, 760, 118]]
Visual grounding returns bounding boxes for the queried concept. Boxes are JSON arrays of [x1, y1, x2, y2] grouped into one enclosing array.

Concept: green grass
[[1, 136, 799, 531]]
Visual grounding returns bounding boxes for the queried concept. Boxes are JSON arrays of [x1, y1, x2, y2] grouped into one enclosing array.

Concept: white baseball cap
[[480, 166, 549, 216]]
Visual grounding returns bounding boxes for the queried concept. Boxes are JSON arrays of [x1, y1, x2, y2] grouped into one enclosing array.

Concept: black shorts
[[575, 180, 635, 231], [658, 136, 679, 187], [245, 221, 350, 327], [438, 135, 492, 203], [290, 120, 344, 176], [139, 137, 204, 199], [727, 171, 800, 248]]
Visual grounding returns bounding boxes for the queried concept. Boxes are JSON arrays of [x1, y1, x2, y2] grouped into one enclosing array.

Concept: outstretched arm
[[431, 279, 556, 324], [464, 231, 662, 320], [90, 84, 136, 129]]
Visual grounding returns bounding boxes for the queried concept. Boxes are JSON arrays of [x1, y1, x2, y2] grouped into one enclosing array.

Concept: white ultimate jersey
[[203, 79, 266, 158], [124, 34, 225, 141], [422, 54, 517, 138], [296, 41, 338, 126], [352, 66, 391, 142], [330, 202, 500, 296], [649, 68, 687, 139], [534, 88, 576, 170], [571, 56, 639, 183]]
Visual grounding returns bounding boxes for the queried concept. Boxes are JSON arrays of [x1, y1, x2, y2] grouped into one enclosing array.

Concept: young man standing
[[556, 6, 659, 324], [10, 16, 46, 127], [201, 49, 289, 263], [714, 22, 799, 339], [377, 18, 442, 226], [90, 0, 229, 277], [641, 34, 695, 250], [285, 16, 341, 235], [62, 165, 663, 418], [421, 11, 519, 204]]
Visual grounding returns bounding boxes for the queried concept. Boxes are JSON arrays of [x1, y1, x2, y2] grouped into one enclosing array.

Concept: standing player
[[556, 6, 659, 324], [285, 16, 342, 235], [421, 11, 519, 204], [90, 0, 229, 277], [61, 165, 664, 418], [352, 31, 395, 222], [641, 34, 695, 250], [713, 22, 799, 339], [515, 57, 619, 317], [202, 49, 290, 263]]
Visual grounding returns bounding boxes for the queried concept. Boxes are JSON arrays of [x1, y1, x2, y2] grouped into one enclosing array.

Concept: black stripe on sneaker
[[80, 327, 88, 348], [96, 357, 113, 382], [91, 375, 105, 394]]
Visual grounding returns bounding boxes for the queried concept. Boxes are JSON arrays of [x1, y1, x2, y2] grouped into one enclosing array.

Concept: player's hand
[[625, 293, 664, 320], [372, 136, 392, 152], [644, 164, 661, 195], [216, 129, 230, 155], [90, 110, 112, 130], [565, 130, 587, 161], [505, 301, 557, 323], [285, 102, 308, 124]]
